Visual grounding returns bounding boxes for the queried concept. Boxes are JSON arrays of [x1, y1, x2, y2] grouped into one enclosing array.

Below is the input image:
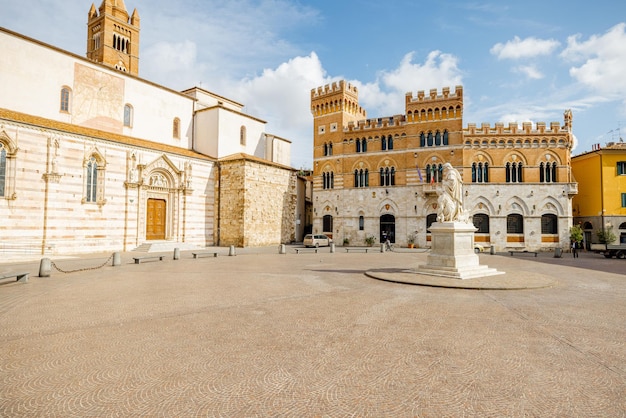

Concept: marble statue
[[437, 163, 469, 223]]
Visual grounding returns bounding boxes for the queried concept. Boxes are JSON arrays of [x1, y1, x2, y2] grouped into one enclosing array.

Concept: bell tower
[[86, 0, 140, 76]]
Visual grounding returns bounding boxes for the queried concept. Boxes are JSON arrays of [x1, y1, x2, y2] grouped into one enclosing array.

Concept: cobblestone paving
[[1, 250, 624, 417]]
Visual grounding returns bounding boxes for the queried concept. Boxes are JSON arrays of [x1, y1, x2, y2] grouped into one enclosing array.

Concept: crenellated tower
[[86, 0, 140, 76], [310, 81, 366, 162]]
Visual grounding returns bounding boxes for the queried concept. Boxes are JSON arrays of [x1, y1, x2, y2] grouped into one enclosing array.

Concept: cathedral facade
[[0, 1, 302, 256], [310, 81, 577, 251]]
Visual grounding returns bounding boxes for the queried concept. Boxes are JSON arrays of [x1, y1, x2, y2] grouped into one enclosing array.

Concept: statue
[[437, 163, 469, 223]]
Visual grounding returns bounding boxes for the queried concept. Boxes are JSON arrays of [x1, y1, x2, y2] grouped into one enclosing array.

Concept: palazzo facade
[[0, 1, 302, 256], [311, 81, 578, 251]]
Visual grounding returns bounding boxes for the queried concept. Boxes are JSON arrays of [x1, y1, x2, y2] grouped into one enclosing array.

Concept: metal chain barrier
[[50, 253, 114, 274]]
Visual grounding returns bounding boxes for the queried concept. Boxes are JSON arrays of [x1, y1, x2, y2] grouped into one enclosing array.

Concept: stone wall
[[218, 157, 296, 247]]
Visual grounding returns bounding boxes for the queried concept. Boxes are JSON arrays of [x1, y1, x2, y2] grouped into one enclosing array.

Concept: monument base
[[418, 221, 503, 280]]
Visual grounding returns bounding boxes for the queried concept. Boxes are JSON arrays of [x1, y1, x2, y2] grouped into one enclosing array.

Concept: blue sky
[[2, 0, 625, 169]]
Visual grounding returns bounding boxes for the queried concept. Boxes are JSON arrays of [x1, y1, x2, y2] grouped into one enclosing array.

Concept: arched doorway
[[380, 214, 395, 243], [146, 198, 166, 240]]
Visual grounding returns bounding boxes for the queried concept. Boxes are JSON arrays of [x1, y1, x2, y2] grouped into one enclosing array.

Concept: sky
[[1, 0, 625, 169]]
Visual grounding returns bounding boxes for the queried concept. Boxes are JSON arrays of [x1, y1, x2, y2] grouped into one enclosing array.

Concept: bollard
[[380, 243, 385, 253], [490, 245, 495, 255], [112, 252, 121, 266], [330, 243, 335, 253], [554, 247, 562, 258], [279, 244, 286, 254], [39, 258, 51, 277], [229, 245, 236, 256], [173, 247, 180, 260]]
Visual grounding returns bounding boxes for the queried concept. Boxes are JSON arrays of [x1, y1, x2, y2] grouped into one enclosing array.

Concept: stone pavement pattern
[[0, 249, 625, 417]]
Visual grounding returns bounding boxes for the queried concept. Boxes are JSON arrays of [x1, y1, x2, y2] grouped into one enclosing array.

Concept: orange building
[[310, 81, 577, 252]]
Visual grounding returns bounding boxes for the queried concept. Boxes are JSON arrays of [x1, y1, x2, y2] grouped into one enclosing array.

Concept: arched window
[[427, 132, 433, 146], [60, 87, 71, 112], [240, 126, 246, 146], [443, 130, 449, 145], [420, 132, 425, 147], [426, 164, 441, 183], [83, 152, 106, 204], [359, 215, 364, 231], [379, 167, 396, 187], [541, 214, 558, 234], [540, 162, 557, 183], [435, 131, 441, 146], [173, 118, 180, 139], [123, 104, 133, 127], [381, 136, 387, 151], [322, 171, 334, 189], [323, 142, 333, 156], [473, 213, 490, 233], [507, 214, 524, 234], [472, 162, 489, 183], [0, 145, 6, 197], [506, 162, 523, 183], [354, 168, 369, 187], [85, 157, 98, 203]]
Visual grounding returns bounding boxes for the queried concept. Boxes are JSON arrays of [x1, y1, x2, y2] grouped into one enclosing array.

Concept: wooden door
[[146, 198, 166, 240]]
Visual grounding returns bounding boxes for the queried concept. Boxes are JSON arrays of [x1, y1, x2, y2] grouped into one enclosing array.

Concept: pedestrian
[[572, 241, 579, 258]]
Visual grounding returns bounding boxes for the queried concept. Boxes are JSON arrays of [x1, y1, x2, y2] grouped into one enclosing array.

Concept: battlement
[[345, 115, 407, 132], [464, 121, 565, 135], [311, 80, 358, 100], [405, 86, 463, 104]]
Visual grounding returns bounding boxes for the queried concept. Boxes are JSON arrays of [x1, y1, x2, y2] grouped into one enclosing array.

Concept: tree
[[569, 224, 583, 245], [597, 223, 617, 245]]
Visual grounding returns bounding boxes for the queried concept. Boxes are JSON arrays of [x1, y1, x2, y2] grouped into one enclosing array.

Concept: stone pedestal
[[418, 222, 503, 280]]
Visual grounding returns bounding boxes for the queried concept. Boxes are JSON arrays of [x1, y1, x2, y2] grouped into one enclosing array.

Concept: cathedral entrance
[[380, 214, 395, 243], [146, 198, 166, 240]]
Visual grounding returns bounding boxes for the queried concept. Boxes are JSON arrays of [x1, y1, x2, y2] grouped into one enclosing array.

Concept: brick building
[[310, 81, 577, 251]]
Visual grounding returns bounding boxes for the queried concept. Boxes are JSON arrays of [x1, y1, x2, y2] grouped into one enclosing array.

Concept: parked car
[[303, 234, 332, 247]]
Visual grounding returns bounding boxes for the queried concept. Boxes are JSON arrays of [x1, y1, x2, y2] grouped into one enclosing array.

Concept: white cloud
[[490, 36, 560, 60], [355, 51, 464, 117], [560, 23, 626, 97], [514, 65, 544, 80], [232, 52, 334, 168]]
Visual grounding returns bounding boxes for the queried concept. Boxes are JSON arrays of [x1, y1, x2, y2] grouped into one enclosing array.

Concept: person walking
[[572, 240, 579, 258]]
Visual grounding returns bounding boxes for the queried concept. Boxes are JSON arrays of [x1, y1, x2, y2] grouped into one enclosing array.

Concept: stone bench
[[0, 271, 29, 283], [192, 252, 218, 259], [133, 255, 164, 264], [294, 248, 318, 254], [345, 248, 372, 253], [509, 250, 538, 257]]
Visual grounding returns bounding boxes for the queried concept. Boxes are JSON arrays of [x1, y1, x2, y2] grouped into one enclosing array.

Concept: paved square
[[1, 249, 624, 416]]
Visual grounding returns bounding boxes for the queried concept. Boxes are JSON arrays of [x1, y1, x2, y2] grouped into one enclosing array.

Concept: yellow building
[[311, 81, 577, 252], [572, 141, 626, 246]]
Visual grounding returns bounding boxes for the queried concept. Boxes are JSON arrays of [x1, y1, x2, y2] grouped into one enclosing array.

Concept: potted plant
[[343, 237, 350, 246], [364, 235, 376, 247], [407, 233, 416, 249]]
